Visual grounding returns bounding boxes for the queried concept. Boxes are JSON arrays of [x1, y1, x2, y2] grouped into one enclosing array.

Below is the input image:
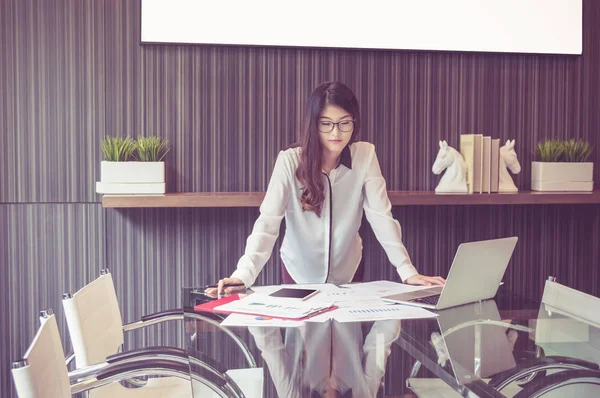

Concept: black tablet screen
[[269, 288, 317, 299]]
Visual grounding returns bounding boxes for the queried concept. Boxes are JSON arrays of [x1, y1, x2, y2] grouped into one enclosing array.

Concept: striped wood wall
[[2, 0, 600, 396]]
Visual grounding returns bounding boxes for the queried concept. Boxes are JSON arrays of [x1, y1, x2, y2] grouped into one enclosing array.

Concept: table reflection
[[248, 320, 401, 397]]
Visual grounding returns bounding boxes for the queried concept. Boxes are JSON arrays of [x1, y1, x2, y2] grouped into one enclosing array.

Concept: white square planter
[[97, 161, 166, 195], [96, 182, 165, 195], [100, 161, 165, 183], [531, 162, 594, 192]]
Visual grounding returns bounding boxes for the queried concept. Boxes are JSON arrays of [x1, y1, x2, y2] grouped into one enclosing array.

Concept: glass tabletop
[[182, 287, 401, 397], [181, 286, 600, 398], [396, 288, 600, 397]]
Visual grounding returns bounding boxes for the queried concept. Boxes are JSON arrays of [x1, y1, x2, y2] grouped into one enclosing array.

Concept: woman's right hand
[[204, 277, 246, 295]]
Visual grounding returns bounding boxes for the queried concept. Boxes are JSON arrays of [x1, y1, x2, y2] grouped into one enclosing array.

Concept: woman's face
[[317, 105, 354, 155]]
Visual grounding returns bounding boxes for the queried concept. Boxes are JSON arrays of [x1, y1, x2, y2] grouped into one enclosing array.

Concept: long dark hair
[[295, 82, 361, 216]]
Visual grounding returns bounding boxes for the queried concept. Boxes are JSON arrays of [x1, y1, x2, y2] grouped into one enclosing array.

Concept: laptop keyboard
[[411, 294, 441, 305]]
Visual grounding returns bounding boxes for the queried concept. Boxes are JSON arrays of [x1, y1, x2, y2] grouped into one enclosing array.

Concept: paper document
[[220, 313, 305, 328], [214, 294, 335, 320], [332, 304, 438, 323], [211, 282, 440, 326], [219, 303, 436, 326], [250, 283, 380, 307], [341, 280, 433, 298]]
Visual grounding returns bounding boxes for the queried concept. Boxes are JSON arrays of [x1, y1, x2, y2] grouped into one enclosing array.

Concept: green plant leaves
[[101, 135, 170, 162], [101, 136, 136, 161], [536, 140, 564, 162], [535, 139, 593, 162], [134, 136, 171, 162], [563, 139, 593, 162]]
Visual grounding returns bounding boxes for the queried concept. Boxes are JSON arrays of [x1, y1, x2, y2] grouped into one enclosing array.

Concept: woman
[[207, 81, 444, 295]]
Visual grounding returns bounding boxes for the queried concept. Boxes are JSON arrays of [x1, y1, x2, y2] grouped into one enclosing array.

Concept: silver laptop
[[382, 237, 518, 310]]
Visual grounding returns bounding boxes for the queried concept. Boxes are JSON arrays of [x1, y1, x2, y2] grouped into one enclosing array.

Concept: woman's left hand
[[405, 274, 446, 286]]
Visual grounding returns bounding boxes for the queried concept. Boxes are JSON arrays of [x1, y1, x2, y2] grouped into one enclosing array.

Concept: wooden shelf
[[386, 190, 600, 205], [102, 192, 265, 208], [102, 190, 600, 208]]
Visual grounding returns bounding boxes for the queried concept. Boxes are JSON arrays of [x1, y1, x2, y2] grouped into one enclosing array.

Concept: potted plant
[[96, 135, 170, 195], [531, 139, 594, 192]]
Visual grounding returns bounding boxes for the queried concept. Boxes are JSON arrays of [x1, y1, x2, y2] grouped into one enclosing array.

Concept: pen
[[203, 282, 245, 289], [300, 290, 321, 301]]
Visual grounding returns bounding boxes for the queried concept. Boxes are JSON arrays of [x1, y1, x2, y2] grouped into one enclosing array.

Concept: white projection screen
[[141, 0, 582, 55]]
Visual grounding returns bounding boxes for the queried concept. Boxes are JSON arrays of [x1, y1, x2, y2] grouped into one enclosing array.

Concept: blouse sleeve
[[230, 151, 291, 287], [362, 144, 418, 282]]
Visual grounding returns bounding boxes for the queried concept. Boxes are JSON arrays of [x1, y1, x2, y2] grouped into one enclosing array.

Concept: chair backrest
[[541, 277, 600, 327], [12, 311, 71, 398], [62, 271, 124, 367]]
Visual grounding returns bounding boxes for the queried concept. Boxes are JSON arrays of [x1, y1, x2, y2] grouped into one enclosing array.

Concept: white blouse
[[230, 141, 418, 287]]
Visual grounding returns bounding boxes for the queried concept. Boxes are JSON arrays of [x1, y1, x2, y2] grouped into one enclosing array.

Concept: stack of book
[[459, 134, 501, 194]]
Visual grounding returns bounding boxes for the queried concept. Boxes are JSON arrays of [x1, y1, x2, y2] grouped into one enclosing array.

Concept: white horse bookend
[[432, 140, 468, 193], [499, 139, 521, 192]]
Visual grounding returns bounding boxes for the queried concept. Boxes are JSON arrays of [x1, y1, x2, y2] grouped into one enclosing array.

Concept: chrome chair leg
[[410, 360, 422, 378]]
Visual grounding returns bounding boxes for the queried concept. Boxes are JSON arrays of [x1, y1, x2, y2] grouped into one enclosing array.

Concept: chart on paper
[[334, 304, 438, 323]]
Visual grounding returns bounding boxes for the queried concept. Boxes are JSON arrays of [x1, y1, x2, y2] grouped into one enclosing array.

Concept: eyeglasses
[[318, 120, 355, 134]]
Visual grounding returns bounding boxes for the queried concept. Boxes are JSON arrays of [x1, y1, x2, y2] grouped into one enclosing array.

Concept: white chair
[[408, 277, 600, 398], [62, 269, 262, 398], [12, 310, 236, 398], [487, 277, 600, 397], [12, 311, 71, 398], [538, 276, 600, 327]]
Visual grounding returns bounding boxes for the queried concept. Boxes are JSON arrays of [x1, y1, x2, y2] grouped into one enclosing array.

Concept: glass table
[[182, 287, 600, 398]]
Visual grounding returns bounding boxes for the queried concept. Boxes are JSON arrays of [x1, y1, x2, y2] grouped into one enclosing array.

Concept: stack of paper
[[214, 294, 335, 320], [213, 281, 439, 327]]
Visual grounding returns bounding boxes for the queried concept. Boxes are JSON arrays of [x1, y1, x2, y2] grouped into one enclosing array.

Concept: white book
[[473, 134, 484, 193], [460, 134, 475, 194], [491, 139, 500, 192], [482, 137, 492, 193]]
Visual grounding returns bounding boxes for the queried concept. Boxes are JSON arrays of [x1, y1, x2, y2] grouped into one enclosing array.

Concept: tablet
[[269, 288, 319, 300]]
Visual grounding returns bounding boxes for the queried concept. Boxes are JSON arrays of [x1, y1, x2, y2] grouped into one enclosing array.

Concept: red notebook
[[194, 294, 243, 314], [193, 294, 338, 321]]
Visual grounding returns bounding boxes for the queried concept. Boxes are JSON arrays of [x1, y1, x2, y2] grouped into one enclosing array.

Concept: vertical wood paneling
[[3, 0, 599, 200], [0, 206, 10, 396], [0, 0, 15, 202], [104, 0, 145, 152], [104, 208, 283, 349], [130, 44, 600, 194], [3, 0, 600, 396], [0, 0, 105, 203], [361, 205, 600, 300]]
